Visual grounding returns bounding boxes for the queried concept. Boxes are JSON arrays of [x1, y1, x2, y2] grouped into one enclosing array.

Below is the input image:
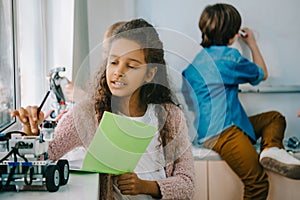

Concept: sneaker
[[260, 147, 300, 179]]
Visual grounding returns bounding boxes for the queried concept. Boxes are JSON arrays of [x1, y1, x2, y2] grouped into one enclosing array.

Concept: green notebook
[[81, 111, 157, 175]]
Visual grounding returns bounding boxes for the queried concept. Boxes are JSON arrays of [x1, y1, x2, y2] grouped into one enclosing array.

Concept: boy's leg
[[204, 126, 269, 200], [249, 111, 285, 150], [249, 111, 300, 179]]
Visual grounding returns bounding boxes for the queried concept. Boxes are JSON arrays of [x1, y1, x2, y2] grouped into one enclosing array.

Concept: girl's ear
[[145, 67, 158, 83]]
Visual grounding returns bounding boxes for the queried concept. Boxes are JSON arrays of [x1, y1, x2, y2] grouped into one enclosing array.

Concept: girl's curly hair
[[93, 18, 177, 146]]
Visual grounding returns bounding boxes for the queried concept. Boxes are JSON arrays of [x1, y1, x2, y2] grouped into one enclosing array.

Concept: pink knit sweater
[[48, 100, 195, 199]]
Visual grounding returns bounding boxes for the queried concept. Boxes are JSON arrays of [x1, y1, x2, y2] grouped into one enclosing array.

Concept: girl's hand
[[115, 172, 144, 195], [11, 106, 44, 135], [114, 172, 161, 198]]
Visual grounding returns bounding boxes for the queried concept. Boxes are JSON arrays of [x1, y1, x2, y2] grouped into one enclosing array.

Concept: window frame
[[0, 0, 20, 132]]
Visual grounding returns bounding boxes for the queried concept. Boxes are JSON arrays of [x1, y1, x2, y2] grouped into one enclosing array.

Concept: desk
[[0, 171, 99, 200]]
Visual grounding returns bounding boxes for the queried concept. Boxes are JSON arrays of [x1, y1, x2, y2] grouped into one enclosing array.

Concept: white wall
[[86, 0, 135, 53]]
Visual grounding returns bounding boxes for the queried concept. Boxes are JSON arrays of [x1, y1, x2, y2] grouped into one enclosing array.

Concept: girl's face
[[106, 38, 157, 100]]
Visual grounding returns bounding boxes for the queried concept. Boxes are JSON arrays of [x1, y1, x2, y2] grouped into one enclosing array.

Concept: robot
[[0, 120, 70, 192], [0, 67, 72, 192], [48, 67, 70, 120]]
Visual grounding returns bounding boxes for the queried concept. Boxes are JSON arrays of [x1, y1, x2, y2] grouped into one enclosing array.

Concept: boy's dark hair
[[199, 3, 241, 47]]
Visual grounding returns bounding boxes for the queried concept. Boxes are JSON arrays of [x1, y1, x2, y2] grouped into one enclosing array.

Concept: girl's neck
[[112, 96, 147, 117]]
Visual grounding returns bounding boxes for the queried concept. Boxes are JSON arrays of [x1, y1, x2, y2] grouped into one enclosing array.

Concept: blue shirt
[[182, 46, 265, 144]]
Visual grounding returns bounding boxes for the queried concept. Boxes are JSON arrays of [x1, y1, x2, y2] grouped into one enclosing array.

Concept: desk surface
[[0, 171, 99, 200]]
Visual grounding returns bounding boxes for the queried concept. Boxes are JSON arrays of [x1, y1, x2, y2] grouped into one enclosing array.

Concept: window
[[0, 0, 19, 132]]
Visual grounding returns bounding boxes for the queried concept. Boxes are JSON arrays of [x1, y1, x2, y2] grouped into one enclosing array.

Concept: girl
[[12, 19, 195, 199]]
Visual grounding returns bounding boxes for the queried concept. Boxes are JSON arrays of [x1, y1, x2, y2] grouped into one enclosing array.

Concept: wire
[[1, 140, 31, 186], [24, 167, 33, 185], [3, 130, 27, 137]]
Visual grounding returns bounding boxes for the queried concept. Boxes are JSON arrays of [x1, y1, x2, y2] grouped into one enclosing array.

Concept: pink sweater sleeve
[[156, 104, 196, 199], [48, 100, 97, 161]]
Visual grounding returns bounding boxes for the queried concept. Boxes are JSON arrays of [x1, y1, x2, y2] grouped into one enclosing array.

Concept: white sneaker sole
[[260, 157, 300, 179]]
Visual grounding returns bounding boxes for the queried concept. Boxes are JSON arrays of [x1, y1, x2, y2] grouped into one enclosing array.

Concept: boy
[[182, 3, 300, 199]]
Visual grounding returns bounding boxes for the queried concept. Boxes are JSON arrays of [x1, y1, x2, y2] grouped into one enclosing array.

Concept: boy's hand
[[240, 27, 268, 79], [240, 27, 257, 47], [11, 106, 44, 135]]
